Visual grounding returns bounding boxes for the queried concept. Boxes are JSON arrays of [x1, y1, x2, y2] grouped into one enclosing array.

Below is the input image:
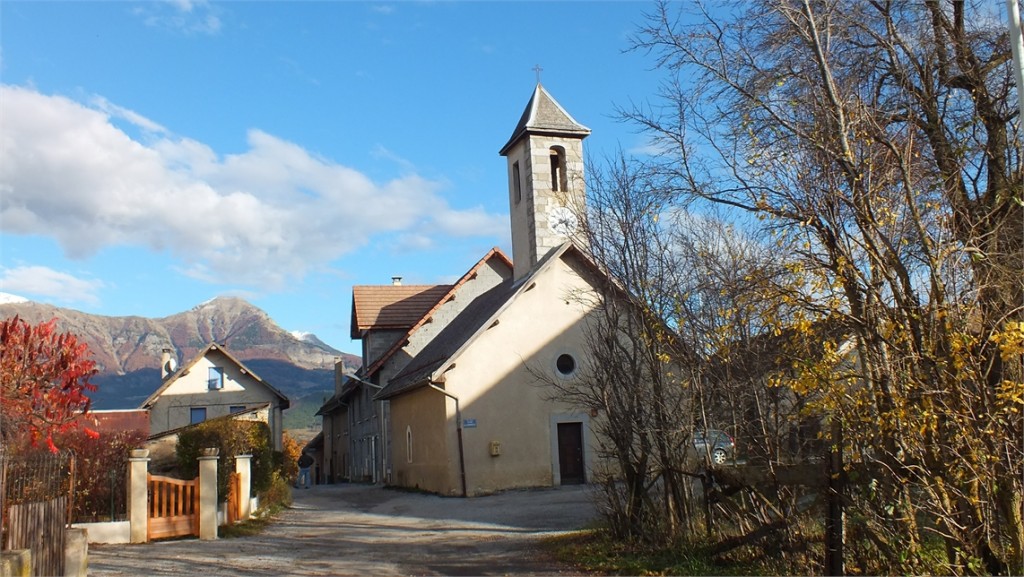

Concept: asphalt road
[[87, 483, 600, 576]]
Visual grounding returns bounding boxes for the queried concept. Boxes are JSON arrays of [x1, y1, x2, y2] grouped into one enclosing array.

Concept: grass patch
[[219, 512, 276, 538], [219, 494, 291, 539], [545, 530, 766, 576], [220, 474, 292, 539]]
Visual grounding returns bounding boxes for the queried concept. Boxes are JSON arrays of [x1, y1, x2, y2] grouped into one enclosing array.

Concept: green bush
[[176, 419, 275, 501], [259, 471, 293, 513]]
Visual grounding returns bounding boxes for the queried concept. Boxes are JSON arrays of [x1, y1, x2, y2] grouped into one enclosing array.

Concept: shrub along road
[[87, 483, 598, 576]]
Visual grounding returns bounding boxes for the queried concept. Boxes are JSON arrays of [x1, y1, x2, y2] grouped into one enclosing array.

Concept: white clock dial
[[548, 206, 578, 236]]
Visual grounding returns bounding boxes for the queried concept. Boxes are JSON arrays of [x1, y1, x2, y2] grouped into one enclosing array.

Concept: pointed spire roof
[[499, 84, 590, 155]]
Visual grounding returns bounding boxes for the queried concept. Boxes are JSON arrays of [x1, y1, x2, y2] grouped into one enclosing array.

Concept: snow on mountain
[[0, 292, 29, 305]]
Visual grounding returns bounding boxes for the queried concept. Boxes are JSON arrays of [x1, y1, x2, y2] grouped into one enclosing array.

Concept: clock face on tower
[[549, 206, 579, 236]]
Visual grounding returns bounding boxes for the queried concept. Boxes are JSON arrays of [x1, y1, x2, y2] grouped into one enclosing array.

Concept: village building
[[320, 84, 613, 496], [141, 343, 290, 452]]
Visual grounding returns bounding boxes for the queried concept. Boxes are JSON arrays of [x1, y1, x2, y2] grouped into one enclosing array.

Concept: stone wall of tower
[[506, 138, 536, 280], [506, 133, 586, 279]]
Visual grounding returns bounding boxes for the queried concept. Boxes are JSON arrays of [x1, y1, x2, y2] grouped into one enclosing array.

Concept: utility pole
[[1010, 0, 1024, 125], [825, 421, 845, 576]]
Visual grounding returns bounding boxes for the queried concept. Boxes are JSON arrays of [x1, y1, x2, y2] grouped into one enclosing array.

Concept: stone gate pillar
[[235, 454, 252, 521], [127, 449, 150, 544], [198, 448, 219, 540]]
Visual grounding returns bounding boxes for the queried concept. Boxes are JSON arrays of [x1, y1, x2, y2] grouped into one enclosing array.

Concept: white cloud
[[0, 85, 507, 289], [137, 0, 222, 35], [0, 266, 105, 306], [90, 95, 168, 135], [626, 138, 673, 158], [392, 233, 436, 253], [432, 206, 509, 238]]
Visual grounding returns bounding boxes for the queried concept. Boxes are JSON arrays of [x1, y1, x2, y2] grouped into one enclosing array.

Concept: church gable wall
[[439, 256, 602, 495]]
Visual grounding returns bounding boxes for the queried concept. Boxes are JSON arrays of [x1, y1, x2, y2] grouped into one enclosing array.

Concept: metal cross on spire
[[532, 64, 543, 84]]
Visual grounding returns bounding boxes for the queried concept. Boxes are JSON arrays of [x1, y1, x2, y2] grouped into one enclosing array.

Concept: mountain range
[[0, 296, 360, 428]]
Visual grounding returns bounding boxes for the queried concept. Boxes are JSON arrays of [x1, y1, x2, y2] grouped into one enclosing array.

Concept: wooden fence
[[1, 450, 75, 576]]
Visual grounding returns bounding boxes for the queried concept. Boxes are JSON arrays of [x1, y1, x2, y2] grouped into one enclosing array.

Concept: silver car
[[693, 429, 735, 465]]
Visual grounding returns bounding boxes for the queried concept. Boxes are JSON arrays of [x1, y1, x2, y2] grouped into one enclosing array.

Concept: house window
[[208, 367, 224, 390], [229, 405, 246, 414], [190, 407, 207, 424], [556, 353, 576, 377], [406, 425, 413, 464], [549, 146, 566, 191], [512, 161, 522, 204]]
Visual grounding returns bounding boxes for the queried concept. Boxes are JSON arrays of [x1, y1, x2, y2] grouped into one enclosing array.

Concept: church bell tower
[[499, 84, 590, 280]]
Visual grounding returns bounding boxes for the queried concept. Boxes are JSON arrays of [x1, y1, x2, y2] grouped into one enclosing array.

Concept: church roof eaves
[[375, 241, 593, 401], [499, 83, 591, 156], [364, 248, 513, 377]]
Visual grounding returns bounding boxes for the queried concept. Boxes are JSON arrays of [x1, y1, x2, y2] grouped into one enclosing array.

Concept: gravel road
[[87, 483, 600, 576]]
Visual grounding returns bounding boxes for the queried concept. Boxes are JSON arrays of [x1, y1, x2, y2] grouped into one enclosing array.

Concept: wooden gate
[[225, 472, 241, 524], [147, 474, 199, 540]]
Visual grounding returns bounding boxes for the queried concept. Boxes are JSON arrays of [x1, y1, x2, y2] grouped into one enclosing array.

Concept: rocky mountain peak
[[0, 297, 355, 375], [0, 297, 359, 417]]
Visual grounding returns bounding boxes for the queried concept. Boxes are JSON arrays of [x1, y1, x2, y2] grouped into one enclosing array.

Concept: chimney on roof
[[392, 276, 402, 286], [160, 348, 176, 379]]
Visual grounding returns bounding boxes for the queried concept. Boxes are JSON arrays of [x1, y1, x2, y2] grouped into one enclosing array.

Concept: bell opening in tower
[[549, 146, 567, 191]]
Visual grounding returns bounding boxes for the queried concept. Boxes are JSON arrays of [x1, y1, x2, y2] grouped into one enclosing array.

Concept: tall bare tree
[[545, 152, 698, 542], [626, 1, 1022, 573]]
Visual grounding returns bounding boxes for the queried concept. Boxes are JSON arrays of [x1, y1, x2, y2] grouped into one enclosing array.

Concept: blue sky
[[0, 1, 665, 352]]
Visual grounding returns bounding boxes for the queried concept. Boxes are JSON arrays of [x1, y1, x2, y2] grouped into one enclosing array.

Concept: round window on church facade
[[556, 353, 576, 377]]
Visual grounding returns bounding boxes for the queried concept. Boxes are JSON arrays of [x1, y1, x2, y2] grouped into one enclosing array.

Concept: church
[[318, 84, 611, 496]]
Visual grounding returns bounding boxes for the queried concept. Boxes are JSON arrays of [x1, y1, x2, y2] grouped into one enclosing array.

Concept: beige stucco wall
[[387, 252, 604, 496], [388, 385, 458, 495], [322, 407, 349, 482], [147, 351, 286, 450]]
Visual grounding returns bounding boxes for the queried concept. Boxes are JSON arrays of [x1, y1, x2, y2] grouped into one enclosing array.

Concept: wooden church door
[[557, 422, 585, 485]]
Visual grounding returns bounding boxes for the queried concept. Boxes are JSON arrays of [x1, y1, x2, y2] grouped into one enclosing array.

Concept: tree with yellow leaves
[[625, 1, 1022, 573]]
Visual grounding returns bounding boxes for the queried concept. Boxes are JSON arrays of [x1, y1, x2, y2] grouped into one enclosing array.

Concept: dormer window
[[549, 146, 567, 191], [208, 367, 224, 390]]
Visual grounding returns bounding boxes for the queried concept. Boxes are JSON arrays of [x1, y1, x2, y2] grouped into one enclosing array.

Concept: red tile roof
[[82, 409, 150, 436], [350, 284, 452, 338]]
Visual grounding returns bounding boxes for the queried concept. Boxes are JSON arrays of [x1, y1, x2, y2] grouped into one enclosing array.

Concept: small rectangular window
[[406, 426, 413, 463], [229, 405, 246, 414], [512, 161, 522, 204], [550, 150, 561, 191], [190, 407, 207, 424], [208, 367, 224, 390]]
